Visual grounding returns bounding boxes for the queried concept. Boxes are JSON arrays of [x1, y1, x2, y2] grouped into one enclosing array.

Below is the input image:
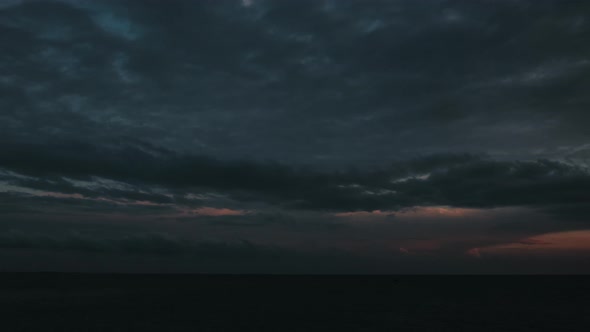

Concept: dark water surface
[[0, 274, 588, 331]]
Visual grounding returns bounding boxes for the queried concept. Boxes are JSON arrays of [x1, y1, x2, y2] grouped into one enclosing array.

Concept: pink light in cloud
[[39, 192, 85, 200], [478, 230, 590, 256], [518, 238, 552, 246], [467, 248, 482, 258], [398, 206, 479, 219], [29, 190, 173, 208], [24, 187, 249, 218], [190, 207, 248, 217], [334, 206, 483, 221]]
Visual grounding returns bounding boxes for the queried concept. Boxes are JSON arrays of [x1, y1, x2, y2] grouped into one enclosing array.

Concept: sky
[[1, 0, 589, 274]]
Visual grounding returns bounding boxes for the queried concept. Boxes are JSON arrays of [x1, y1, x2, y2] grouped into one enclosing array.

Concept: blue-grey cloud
[[1, 0, 589, 166]]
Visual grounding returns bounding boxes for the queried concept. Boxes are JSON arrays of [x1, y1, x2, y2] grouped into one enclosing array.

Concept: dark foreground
[[0, 274, 588, 331]]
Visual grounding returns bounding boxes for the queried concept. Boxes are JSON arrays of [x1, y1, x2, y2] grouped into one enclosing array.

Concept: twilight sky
[[1, 0, 589, 273]]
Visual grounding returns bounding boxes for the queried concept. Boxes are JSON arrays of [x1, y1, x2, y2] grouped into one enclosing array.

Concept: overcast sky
[[1, 0, 589, 273]]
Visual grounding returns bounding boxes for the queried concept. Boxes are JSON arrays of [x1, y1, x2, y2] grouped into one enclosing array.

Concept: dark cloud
[[170, 211, 349, 232], [0, 229, 280, 257], [1, 140, 589, 213], [0, 229, 389, 274], [543, 204, 590, 223]]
